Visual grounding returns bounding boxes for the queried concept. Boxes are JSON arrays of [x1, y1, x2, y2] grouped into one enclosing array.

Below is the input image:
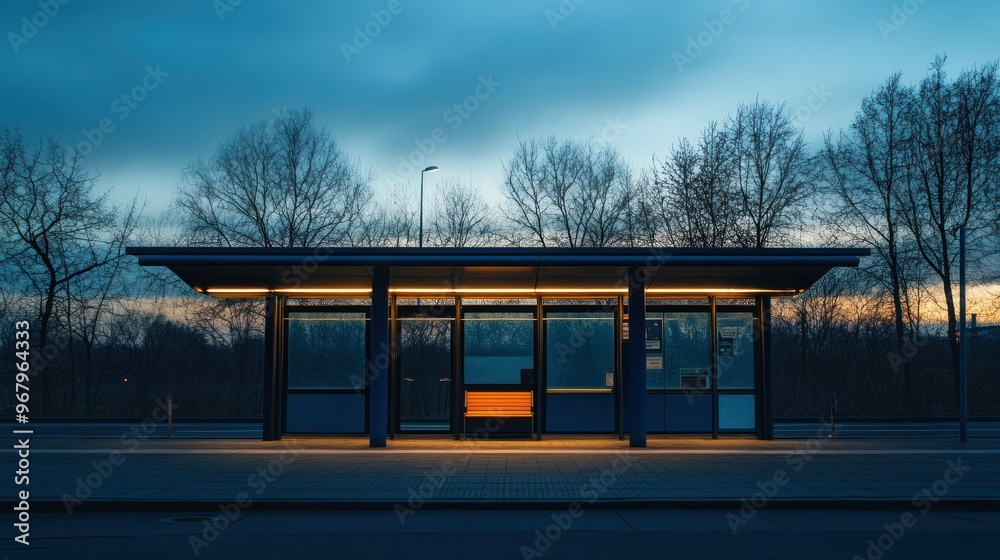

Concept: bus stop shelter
[[126, 246, 869, 448]]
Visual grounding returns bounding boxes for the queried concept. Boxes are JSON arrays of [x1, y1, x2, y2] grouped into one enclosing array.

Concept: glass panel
[[463, 312, 534, 385], [719, 394, 756, 430], [399, 318, 452, 431], [716, 312, 755, 389], [655, 311, 710, 390], [286, 313, 366, 390], [545, 313, 615, 389]]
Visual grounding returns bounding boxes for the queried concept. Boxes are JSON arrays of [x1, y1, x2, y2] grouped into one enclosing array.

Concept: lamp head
[[422, 165, 440, 173]]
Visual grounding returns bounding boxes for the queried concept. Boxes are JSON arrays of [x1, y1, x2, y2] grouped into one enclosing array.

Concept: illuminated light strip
[[389, 287, 534, 294], [204, 287, 802, 296], [388, 287, 630, 295], [205, 288, 271, 294], [645, 288, 802, 294], [205, 288, 372, 295], [274, 288, 373, 294]]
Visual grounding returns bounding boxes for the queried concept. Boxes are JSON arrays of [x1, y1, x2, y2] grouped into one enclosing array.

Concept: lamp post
[[418, 165, 439, 248]]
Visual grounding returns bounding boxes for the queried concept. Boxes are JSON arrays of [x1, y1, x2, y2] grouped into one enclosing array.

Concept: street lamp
[[418, 165, 439, 248]]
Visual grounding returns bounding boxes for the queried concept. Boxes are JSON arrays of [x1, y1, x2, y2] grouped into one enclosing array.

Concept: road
[[3, 509, 998, 559]]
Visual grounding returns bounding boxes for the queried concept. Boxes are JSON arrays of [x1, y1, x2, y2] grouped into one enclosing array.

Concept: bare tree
[[653, 121, 736, 247], [501, 137, 550, 246], [355, 186, 416, 247], [176, 107, 373, 247], [501, 136, 635, 247], [0, 127, 140, 414], [622, 172, 662, 247], [897, 57, 1000, 386], [429, 179, 497, 247], [821, 73, 923, 413], [728, 98, 814, 247]]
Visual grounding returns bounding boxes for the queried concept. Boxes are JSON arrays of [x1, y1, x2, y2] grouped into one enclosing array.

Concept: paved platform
[[7, 509, 1000, 560], [7, 435, 1000, 511]]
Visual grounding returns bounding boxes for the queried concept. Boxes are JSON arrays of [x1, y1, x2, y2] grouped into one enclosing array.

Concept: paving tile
[[22, 436, 1000, 504]]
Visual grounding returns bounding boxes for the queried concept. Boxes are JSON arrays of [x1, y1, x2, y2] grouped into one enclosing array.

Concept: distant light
[[422, 166, 439, 173]]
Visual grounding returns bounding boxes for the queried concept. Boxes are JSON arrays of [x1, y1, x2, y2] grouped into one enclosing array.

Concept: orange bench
[[464, 390, 534, 435]]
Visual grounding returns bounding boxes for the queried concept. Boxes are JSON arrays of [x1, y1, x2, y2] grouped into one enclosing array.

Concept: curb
[[12, 498, 1000, 514]]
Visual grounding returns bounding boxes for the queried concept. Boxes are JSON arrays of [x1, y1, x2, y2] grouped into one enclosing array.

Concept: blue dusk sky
[[2, 0, 997, 214]]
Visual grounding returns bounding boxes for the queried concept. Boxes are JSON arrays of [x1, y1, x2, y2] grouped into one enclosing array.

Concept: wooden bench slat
[[465, 390, 533, 418]]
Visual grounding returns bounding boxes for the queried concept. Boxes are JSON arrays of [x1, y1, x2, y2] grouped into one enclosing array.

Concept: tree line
[[2, 56, 998, 418]]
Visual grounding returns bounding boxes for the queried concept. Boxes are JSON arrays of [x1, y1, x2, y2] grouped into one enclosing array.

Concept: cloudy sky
[[2, 0, 997, 215]]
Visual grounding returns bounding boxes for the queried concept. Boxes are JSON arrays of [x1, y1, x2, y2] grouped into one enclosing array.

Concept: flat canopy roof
[[125, 246, 870, 298]]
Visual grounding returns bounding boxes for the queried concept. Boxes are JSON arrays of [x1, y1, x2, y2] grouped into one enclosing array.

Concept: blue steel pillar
[[263, 296, 279, 441], [760, 296, 774, 440], [627, 266, 647, 448], [369, 267, 390, 447]]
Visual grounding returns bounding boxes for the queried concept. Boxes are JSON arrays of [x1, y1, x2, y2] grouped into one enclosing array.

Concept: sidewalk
[[10, 435, 1000, 512]]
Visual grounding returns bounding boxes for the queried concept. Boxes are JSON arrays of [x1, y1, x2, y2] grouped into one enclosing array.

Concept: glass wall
[[545, 312, 615, 389], [463, 312, 534, 385], [399, 317, 452, 430], [647, 311, 710, 390], [716, 312, 755, 389], [280, 300, 761, 436], [286, 312, 366, 389]]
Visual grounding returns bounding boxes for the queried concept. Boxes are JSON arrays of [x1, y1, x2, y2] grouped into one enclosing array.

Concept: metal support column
[[535, 296, 544, 441], [262, 296, 277, 441], [710, 296, 718, 439], [616, 295, 625, 441], [753, 296, 765, 439], [761, 296, 774, 440], [627, 266, 647, 448], [369, 267, 390, 448], [389, 294, 397, 440], [262, 295, 284, 441], [276, 295, 286, 435], [959, 225, 968, 443], [454, 296, 463, 440]]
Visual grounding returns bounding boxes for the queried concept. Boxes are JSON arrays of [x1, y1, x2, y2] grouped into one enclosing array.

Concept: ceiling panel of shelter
[[536, 265, 629, 291], [646, 265, 830, 292], [159, 259, 845, 297]]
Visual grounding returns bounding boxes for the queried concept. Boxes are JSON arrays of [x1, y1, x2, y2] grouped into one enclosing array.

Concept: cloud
[[2, 0, 998, 209]]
